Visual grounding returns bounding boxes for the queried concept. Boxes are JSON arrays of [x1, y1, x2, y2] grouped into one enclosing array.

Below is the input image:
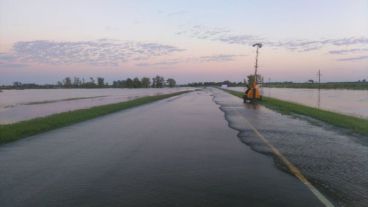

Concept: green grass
[[24, 95, 107, 105], [0, 91, 190, 144], [223, 89, 368, 136]]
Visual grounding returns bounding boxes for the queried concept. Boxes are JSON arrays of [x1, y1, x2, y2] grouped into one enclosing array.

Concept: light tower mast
[[252, 43, 262, 84]]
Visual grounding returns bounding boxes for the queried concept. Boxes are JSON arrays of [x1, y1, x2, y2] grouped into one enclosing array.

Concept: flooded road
[[0, 88, 192, 124], [0, 90, 324, 207], [228, 87, 368, 119], [212, 88, 368, 206]]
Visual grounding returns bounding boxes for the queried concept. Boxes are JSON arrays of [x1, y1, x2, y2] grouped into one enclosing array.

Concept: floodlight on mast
[[252, 43, 262, 83]]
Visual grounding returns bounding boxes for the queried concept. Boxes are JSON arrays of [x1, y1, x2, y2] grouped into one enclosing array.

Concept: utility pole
[[317, 70, 321, 90]]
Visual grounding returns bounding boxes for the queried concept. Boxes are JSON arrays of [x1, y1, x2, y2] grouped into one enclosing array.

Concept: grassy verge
[[222, 89, 368, 136], [0, 91, 190, 144]]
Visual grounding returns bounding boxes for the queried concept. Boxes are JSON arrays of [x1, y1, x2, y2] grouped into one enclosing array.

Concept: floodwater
[[0, 90, 323, 207], [211, 88, 368, 206], [0, 88, 192, 124], [0, 88, 366, 206], [228, 87, 368, 119]]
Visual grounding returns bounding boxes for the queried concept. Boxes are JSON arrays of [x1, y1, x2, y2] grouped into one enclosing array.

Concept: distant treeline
[[1, 75, 177, 89], [186, 80, 244, 87], [185, 74, 368, 90], [2, 76, 367, 90], [262, 81, 368, 90], [185, 75, 261, 87], [184, 80, 368, 90], [112, 76, 176, 88]]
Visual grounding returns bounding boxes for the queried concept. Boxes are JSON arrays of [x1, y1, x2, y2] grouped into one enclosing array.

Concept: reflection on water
[[317, 89, 321, 109], [244, 103, 261, 110], [229, 87, 368, 119], [0, 88, 193, 124]]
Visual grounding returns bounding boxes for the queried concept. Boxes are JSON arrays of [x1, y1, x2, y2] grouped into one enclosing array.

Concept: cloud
[[328, 37, 368, 46], [136, 59, 181, 67], [199, 54, 244, 62], [136, 54, 244, 67], [177, 25, 231, 40], [0, 62, 28, 69], [267, 38, 368, 52], [0, 53, 17, 62], [336, 55, 368, 61], [218, 35, 261, 44], [329, 48, 368, 55], [178, 25, 368, 52], [8, 39, 183, 66], [0, 53, 28, 69], [329, 48, 368, 61], [265, 40, 326, 52], [177, 25, 261, 44]]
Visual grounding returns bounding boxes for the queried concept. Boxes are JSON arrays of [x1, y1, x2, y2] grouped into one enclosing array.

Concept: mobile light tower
[[243, 43, 263, 103]]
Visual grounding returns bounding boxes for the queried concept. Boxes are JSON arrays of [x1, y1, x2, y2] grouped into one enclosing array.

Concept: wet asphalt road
[[0, 88, 366, 206], [212, 88, 368, 206], [0, 89, 323, 207]]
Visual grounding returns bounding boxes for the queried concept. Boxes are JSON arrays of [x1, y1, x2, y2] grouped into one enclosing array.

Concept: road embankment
[[0, 91, 190, 145], [223, 89, 368, 136]]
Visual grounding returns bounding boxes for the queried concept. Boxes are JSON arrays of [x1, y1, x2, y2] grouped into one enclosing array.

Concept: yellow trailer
[[243, 43, 263, 103]]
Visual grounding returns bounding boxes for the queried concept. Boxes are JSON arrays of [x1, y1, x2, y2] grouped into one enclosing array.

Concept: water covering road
[[212, 88, 368, 206], [0, 89, 323, 207], [0, 88, 366, 206]]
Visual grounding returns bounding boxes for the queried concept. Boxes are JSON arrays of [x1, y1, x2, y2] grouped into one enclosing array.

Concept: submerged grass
[[223, 89, 368, 136], [24, 95, 107, 105], [0, 91, 190, 144]]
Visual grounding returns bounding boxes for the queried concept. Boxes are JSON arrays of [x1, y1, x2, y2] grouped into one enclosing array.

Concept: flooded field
[[0, 88, 192, 124], [228, 87, 368, 119]]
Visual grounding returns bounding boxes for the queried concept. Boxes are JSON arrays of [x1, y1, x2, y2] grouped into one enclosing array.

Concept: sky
[[0, 0, 367, 84]]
